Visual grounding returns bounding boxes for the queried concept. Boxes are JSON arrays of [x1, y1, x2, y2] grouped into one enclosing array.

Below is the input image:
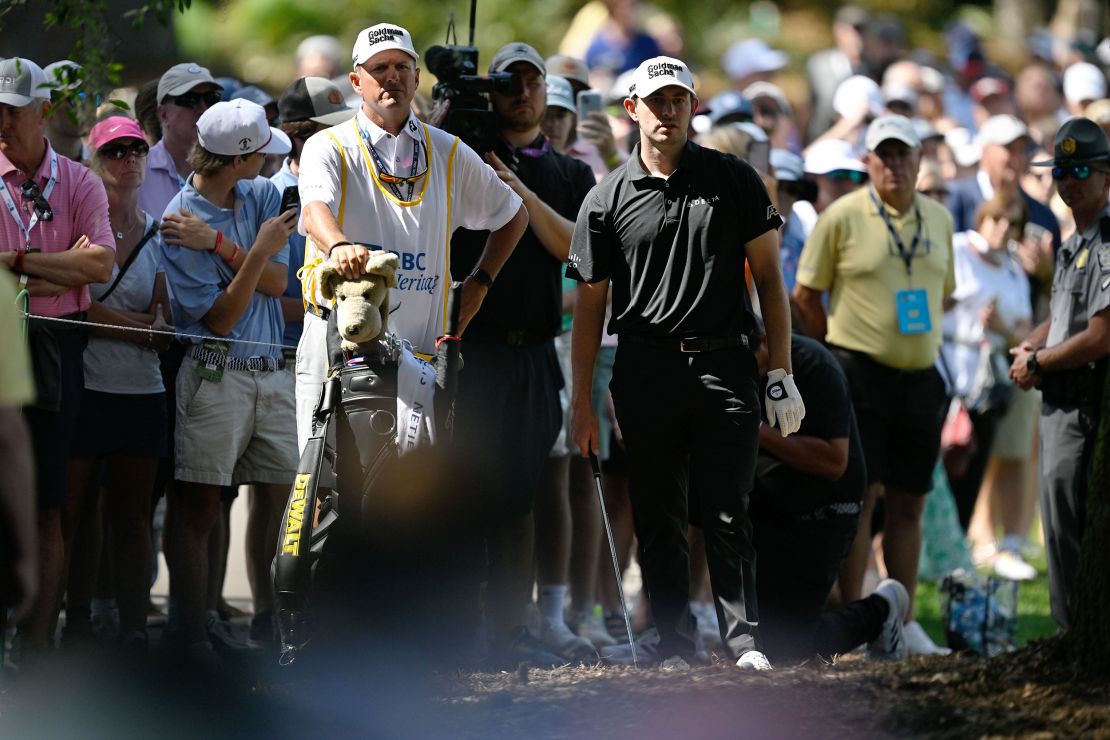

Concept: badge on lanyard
[[896, 289, 931, 335]]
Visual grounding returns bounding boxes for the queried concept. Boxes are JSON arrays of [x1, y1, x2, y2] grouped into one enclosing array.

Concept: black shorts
[[24, 329, 87, 509], [71, 389, 168, 459], [829, 346, 947, 495]]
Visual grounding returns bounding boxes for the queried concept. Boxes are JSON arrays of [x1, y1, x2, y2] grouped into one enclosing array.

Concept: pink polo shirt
[[0, 141, 114, 317]]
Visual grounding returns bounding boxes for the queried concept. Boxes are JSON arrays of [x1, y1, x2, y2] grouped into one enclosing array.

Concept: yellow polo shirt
[[0, 274, 34, 406], [796, 187, 955, 370]]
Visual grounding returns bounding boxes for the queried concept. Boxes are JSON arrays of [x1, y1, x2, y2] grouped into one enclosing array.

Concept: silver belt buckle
[[680, 337, 699, 353]]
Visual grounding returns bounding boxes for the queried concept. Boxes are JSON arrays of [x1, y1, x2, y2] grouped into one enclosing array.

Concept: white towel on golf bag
[[397, 347, 436, 454]]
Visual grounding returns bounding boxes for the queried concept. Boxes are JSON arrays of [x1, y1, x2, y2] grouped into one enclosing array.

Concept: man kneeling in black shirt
[[749, 323, 911, 663]]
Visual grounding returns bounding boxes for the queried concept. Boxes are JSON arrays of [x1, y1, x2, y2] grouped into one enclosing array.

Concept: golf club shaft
[[589, 450, 637, 666]]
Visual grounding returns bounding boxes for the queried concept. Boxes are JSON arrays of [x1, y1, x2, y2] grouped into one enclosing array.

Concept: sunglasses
[[20, 180, 53, 221], [1051, 164, 1110, 181], [99, 142, 150, 160], [755, 105, 781, 118], [376, 167, 428, 186], [922, 187, 950, 199], [826, 169, 868, 183], [168, 91, 222, 110]]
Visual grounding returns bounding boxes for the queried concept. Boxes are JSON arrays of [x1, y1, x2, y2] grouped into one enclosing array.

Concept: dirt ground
[[434, 641, 1110, 739], [4, 637, 1108, 738]]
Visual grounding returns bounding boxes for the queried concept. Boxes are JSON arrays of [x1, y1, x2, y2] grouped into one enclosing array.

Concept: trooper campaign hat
[[1031, 117, 1110, 166]]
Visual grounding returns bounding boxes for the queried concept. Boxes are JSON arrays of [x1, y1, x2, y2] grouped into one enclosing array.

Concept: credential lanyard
[[869, 187, 922, 277], [358, 124, 423, 201], [0, 150, 59, 249]]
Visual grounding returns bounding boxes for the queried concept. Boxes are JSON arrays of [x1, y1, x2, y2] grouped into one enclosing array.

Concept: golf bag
[[272, 288, 462, 665]]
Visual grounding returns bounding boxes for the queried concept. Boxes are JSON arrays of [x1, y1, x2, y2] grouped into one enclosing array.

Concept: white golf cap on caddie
[[352, 23, 419, 67], [628, 56, 695, 99], [197, 99, 291, 156], [865, 114, 921, 151]]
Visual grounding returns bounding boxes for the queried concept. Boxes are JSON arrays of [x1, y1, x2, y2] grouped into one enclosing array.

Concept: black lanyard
[[869, 187, 923, 276], [359, 125, 423, 201]]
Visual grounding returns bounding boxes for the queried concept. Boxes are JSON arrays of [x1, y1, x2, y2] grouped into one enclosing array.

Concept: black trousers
[[750, 491, 884, 662], [611, 341, 761, 660]]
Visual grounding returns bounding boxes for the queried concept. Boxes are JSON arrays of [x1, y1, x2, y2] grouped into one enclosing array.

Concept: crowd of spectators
[[2, 4, 1109, 676]]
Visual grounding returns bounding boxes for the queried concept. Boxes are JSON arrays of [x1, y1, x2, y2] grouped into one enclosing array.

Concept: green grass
[[914, 552, 1057, 649]]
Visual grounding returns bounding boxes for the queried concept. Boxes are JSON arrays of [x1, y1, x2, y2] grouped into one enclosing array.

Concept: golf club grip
[[588, 448, 601, 478]]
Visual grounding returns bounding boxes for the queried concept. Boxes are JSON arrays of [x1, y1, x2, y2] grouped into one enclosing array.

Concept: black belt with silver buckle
[[621, 334, 749, 353], [187, 345, 285, 372], [305, 304, 332, 321]]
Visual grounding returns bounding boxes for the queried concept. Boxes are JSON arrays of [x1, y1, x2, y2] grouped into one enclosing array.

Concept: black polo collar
[[626, 140, 699, 182]]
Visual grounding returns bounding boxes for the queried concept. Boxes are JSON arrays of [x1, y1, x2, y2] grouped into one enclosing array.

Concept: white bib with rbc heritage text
[[297, 112, 520, 355]]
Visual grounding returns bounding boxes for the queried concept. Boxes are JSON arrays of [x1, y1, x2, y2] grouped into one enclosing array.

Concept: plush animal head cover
[[315, 252, 399, 351]]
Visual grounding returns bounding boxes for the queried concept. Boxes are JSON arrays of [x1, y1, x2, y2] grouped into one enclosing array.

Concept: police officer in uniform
[[568, 57, 805, 670], [1010, 117, 1110, 630]]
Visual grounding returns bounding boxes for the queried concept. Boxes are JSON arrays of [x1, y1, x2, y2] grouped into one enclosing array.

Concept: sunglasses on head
[[826, 169, 867, 183], [168, 91, 221, 109], [1051, 163, 1110, 181], [20, 180, 53, 222], [99, 142, 150, 160]]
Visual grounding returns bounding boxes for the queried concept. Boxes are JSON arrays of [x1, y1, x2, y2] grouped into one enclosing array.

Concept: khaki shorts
[[991, 387, 1040, 460], [175, 364, 298, 487]]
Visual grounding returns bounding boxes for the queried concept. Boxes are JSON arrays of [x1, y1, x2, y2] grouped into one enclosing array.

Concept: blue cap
[[707, 91, 753, 125]]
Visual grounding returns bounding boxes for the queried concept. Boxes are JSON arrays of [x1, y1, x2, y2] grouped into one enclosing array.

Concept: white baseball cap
[[545, 75, 575, 114], [721, 39, 787, 82], [804, 138, 866, 175], [0, 58, 50, 107], [834, 75, 884, 120], [628, 56, 695, 99], [976, 114, 1031, 149], [197, 99, 292, 156], [489, 42, 546, 76], [865, 114, 921, 151], [352, 23, 418, 67], [1062, 61, 1108, 105], [742, 81, 792, 116]]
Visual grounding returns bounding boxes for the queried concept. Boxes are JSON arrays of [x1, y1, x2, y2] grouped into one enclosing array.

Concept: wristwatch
[[469, 266, 494, 286], [1027, 349, 1041, 375]]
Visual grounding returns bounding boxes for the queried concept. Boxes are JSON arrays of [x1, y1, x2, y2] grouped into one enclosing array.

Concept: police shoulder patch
[[1099, 244, 1110, 273]]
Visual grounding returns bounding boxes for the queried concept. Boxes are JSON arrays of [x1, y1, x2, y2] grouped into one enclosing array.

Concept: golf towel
[[397, 346, 436, 453]]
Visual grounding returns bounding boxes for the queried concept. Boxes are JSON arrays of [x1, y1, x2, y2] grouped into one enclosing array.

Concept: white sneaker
[[572, 608, 617, 648], [735, 650, 773, 671], [970, 541, 998, 568], [531, 614, 599, 661], [993, 550, 1036, 581], [868, 579, 909, 660], [660, 655, 690, 671], [903, 620, 952, 656]]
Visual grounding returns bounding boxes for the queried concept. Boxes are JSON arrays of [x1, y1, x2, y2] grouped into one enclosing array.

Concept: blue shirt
[[160, 175, 289, 359], [585, 31, 661, 75], [779, 212, 805, 294], [270, 160, 305, 346]]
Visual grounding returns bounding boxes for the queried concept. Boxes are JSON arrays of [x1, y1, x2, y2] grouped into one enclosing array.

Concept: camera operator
[[450, 42, 597, 667], [296, 23, 528, 450]]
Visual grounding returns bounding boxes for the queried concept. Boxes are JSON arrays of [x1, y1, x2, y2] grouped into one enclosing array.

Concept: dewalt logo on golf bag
[[281, 473, 312, 557]]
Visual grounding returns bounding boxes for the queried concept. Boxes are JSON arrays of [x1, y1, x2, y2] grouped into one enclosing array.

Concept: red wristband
[[222, 245, 240, 265], [213, 231, 224, 256]]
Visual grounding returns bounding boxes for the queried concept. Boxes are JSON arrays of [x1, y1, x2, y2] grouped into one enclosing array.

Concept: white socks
[[538, 584, 567, 623]]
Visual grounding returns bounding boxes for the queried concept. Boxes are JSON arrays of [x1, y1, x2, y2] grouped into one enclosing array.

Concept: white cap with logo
[[628, 56, 695, 99], [804, 138, 866, 175], [0, 58, 50, 107], [352, 23, 419, 67], [197, 99, 292, 156], [865, 114, 921, 151]]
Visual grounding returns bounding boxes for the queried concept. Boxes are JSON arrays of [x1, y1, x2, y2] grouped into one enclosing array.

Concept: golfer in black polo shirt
[[567, 56, 805, 670]]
